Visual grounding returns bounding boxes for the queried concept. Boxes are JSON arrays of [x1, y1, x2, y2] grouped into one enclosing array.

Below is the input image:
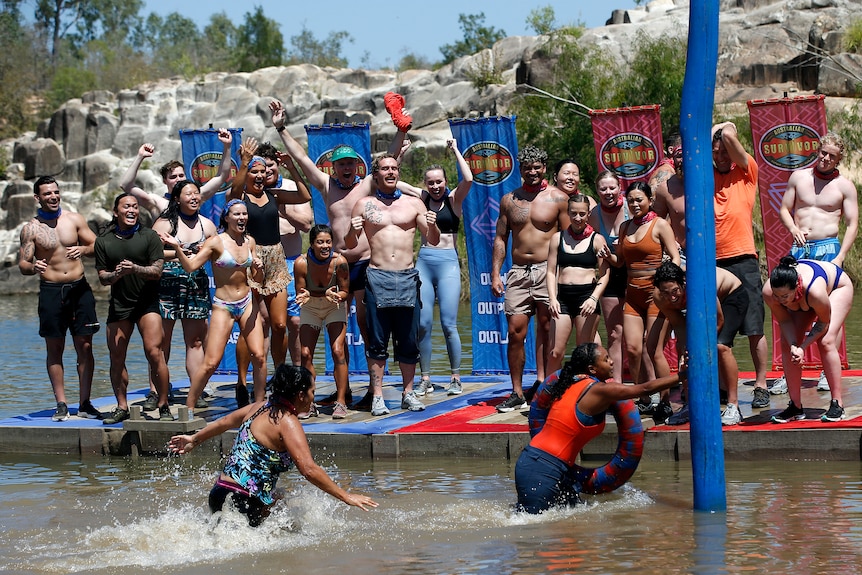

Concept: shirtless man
[[652, 133, 687, 266], [120, 129, 233, 219], [344, 155, 440, 416], [653, 262, 748, 426], [19, 176, 102, 421], [775, 131, 858, 393], [492, 145, 570, 412]]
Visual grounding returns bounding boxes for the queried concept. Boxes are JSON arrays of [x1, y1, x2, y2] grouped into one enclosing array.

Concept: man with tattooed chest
[[345, 155, 440, 416], [492, 145, 570, 413], [18, 176, 102, 421]]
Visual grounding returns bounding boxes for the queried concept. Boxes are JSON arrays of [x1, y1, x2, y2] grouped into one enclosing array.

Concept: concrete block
[[307, 433, 373, 462], [79, 428, 106, 455], [372, 434, 399, 459]]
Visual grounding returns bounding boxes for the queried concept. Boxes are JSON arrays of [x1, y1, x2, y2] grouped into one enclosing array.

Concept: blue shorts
[[514, 445, 581, 514], [285, 256, 300, 318], [790, 237, 839, 262], [348, 259, 370, 293]]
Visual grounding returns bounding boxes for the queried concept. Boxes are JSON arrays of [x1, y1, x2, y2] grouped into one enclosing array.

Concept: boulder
[[82, 152, 121, 192], [12, 138, 66, 179], [45, 103, 89, 160], [5, 194, 37, 229], [818, 53, 862, 97], [86, 111, 120, 154], [1, 180, 30, 210]]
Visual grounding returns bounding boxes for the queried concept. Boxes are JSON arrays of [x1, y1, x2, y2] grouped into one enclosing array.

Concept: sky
[[141, 0, 640, 69]]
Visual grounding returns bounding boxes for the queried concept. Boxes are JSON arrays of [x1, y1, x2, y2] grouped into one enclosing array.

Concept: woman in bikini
[[151, 180, 218, 409], [763, 255, 853, 423], [169, 364, 377, 527], [546, 193, 611, 374], [160, 199, 265, 413]]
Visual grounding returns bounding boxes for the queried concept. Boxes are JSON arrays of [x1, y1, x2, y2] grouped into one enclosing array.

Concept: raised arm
[[200, 128, 234, 201], [227, 137, 257, 201], [270, 100, 331, 192], [715, 121, 749, 170], [120, 143, 159, 213], [449, 139, 474, 211], [273, 155, 313, 205]]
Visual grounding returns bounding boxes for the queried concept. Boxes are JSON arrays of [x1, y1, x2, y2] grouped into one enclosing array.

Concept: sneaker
[[817, 371, 830, 391], [496, 392, 526, 413], [523, 380, 541, 404], [666, 403, 690, 426], [353, 392, 374, 411], [103, 407, 130, 425], [51, 402, 70, 422], [297, 404, 319, 420], [414, 377, 434, 397], [652, 401, 674, 424], [771, 401, 805, 424], [318, 389, 353, 406], [769, 376, 788, 395], [636, 398, 656, 416], [194, 395, 209, 409], [142, 391, 159, 411], [159, 405, 176, 421], [751, 386, 770, 409], [401, 391, 426, 411], [371, 395, 390, 416], [235, 383, 250, 409], [332, 402, 349, 419], [821, 399, 845, 422], [721, 403, 741, 426], [77, 401, 103, 420], [447, 377, 463, 395]]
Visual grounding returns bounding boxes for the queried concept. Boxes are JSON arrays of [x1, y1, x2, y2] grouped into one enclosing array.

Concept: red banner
[[590, 105, 665, 190], [747, 95, 847, 369]]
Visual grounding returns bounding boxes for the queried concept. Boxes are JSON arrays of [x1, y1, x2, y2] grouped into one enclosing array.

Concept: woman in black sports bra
[[546, 193, 611, 374], [763, 255, 853, 424]]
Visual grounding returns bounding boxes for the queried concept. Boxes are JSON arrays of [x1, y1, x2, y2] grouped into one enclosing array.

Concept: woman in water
[[151, 180, 218, 409], [160, 200, 266, 412], [400, 139, 473, 396], [515, 343, 684, 514], [763, 255, 853, 423], [169, 364, 378, 527], [294, 225, 350, 419], [546, 193, 610, 374]]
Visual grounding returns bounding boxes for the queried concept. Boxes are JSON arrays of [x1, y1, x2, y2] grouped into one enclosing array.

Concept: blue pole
[[680, 0, 726, 512]]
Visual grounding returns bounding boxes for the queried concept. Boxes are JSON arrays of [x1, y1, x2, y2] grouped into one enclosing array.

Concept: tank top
[[620, 218, 663, 272], [597, 202, 630, 249], [305, 256, 339, 296], [557, 230, 599, 270], [424, 193, 460, 234], [243, 191, 280, 246]]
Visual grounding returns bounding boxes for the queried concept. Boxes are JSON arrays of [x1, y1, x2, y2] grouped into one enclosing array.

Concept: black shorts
[[717, 255, 764, 337], [38, 278, 100, 339], [603, 266, 628, 299], [208, 480, 268, 527], [348, 259, 370, 293], [107, 298, 161, 324], [717, 285, 749, 347], [558, 283, 601, 317]]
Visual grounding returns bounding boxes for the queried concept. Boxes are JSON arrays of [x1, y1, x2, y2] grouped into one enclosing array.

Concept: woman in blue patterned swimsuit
[[169, 365, 378, 526]]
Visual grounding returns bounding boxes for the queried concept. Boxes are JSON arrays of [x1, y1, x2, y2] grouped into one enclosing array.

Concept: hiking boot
[[771, 401, 805, 424], [666, 403, 690, 426], [159, 405, 176, 421], [51, 402, 69, 422], [652, 400, 674, 424], [721, 403, 741, 426], [142, 392, 159, 411], [447, 377, 463, 395], [103, 407, 130, 425], [821, 399, 845, 422], [319, 389, 353, 406], [751, 386, 770, 409], [371, 395, 390, 416], [817, 372, 830, 391], [414, 377, 434, 396], [332, 402, 349, 419], [298, 404, 319, 420], [353, 392, 374, 411], [496, 392, 526, 413], [401, 391, 426, 411], [235, 383, 250, 409], [769, 376, 788, 395], [77, 401, 103, 420], [194, 395, 209, 409]]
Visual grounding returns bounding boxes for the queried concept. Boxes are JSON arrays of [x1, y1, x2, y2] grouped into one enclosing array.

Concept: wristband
[[588, 295, 598, 302], [276, 125, 286, 133]]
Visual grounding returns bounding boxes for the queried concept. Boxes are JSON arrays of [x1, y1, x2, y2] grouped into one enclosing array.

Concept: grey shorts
[[504, 262, 549, 316]]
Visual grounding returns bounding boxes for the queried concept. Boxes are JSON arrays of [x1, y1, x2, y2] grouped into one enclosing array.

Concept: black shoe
[[772, 401, 805, 424], [636, 398, 655, 416], [352, 392, 374, 411], [142, 392, 158, 411], [751, 386, 770, 409], [496, 392, 527, 413], [652, 401, 673, 424], [235, 383, 250, 409], [77, 401, 103, 420], [51, 402, 70, 422], [523, 380, 541, 404], [821, 400, 845, 422], [103, 407, 130, 425], [159, 405, 176, 421]]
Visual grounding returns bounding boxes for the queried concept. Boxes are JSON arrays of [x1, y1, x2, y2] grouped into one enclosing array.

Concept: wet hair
[[371, 153, 398, 175], [159, 180, 198, 235], [820, 132, 845, 157], [625, 180, 653, 200], [424, 163, 448, 183], [595, 169, 620, 187], [219, 199, 246, 231], [547, 343, 601, 400], [517, 144, 548, 166], [567, 192, 590, 209], [654, 261, 685, 287], [256, 141, 279, 161], [309, 223, 333, 243], [267, 364, 313, 422], [769, 255, 800, 291], [552, 158, 579, 178], [160, 160, 184, 180], [33, 175, 57, 195]]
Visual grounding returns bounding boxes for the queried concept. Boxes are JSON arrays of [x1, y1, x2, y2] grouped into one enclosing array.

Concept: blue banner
[[305, 124, 372, 374], [178, 127, 244, 374], [448, 116, 535, 374]]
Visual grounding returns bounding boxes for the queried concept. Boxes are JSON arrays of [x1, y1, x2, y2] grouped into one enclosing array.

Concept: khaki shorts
[[300, 295, 347, 329], [504, 262, 549, 316]]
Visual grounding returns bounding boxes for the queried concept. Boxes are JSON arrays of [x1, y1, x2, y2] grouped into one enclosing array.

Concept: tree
[[234, 6, 284, 72], [439, 12, 505, 64], [286, 23, 352, 68], [140, 12, 205, 78], [202, 12, 239, 73], [397, 51, 434, 72], [0, 2, 41, 138], [526, 5, 556, 35]]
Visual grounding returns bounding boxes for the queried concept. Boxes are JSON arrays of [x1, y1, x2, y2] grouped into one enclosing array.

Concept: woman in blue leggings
[[401, 139, 473, 395]]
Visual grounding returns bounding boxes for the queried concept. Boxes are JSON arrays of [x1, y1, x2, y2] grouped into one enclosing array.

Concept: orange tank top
[[620, 218, 663, 273], [529, 377, 606, 466]]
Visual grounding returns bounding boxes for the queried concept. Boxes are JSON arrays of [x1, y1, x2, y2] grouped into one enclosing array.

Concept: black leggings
[[208, 479, 269, 527]]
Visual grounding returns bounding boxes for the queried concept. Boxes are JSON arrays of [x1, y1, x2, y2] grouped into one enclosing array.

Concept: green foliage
[[831, 99, 862, 169], [286, 24, 352, 68], [397, 52, 434, 72], [526, 5, 556, 35], [47, 65, 96, 109], [843, 18, 862, 53], [0, 4, 39, 138], [202, 13, 240, 74], [465, 47, 504, 89], [234, 6, 285, 72], [439, 12, 506, 65]]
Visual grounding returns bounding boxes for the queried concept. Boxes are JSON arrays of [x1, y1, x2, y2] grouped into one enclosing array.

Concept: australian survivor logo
[[463, 142, 514, 185], [599, 133, 658, 179], [758, 123, 821, 171]]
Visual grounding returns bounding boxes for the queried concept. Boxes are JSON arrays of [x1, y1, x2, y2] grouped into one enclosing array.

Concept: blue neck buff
[[334, 175, 361, 190], [37, 207, 61, 221], [115, 222, 141, 238], [307, 247, 332, 266], [179, 210, 199, 224], [376, 189, 402, 201]]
